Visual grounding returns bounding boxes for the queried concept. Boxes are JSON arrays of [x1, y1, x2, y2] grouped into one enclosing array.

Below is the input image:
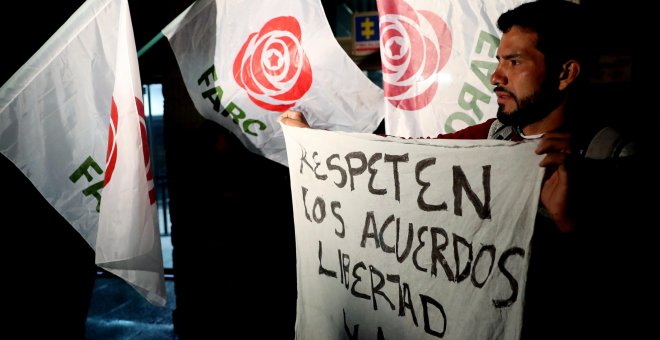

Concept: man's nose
[[490, 67, 504, 85]]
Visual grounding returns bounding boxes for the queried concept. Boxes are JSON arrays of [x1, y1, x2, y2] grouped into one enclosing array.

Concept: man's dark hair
[[497, 0, 592, 85]]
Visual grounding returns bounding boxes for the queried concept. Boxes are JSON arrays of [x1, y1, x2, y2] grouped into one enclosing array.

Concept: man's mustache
[[493, 86, 514, 97]]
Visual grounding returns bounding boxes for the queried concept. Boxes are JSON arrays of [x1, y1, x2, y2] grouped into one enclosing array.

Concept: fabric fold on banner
[[0, 0, 165, 306], [377, 0, 529, 137], [282, 124, 544, 339], [162, 0, 385, 166]]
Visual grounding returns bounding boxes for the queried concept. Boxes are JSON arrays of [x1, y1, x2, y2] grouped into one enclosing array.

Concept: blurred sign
[[353, 11, 379, 55]]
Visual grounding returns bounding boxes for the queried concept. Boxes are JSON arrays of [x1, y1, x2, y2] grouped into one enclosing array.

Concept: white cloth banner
[[377, 0, 529, 137], [282, 124, 544, 339], [162, 0, 385, 166], [0, 0, 165, 306]]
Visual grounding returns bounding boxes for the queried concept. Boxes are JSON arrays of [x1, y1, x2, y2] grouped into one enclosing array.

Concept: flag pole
[[137, 31, 164, 58]]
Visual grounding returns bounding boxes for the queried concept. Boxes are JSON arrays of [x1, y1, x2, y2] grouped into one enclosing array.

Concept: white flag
[[162, 0, 385, 166], [377, 0, 529, 137], [0, 0, 165, 306]]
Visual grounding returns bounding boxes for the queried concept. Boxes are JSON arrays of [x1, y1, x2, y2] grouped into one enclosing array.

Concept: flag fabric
[[377, 0, 529, 137], [162, 0, 385, 166], [0, 0, 165, 306]]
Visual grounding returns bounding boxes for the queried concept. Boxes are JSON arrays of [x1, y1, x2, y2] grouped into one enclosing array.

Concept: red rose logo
[[378, 0, 452, 111], [233, 16, 312, 112], [104, 98, 119, 186], [104, 97, 156, 205], [135, 98, 156, 205]]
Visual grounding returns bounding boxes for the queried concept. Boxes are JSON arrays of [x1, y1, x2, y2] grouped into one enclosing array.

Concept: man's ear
[[558, 60, 580, 90]]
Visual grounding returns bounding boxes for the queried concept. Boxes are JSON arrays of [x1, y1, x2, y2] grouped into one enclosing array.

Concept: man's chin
[[496, 110, 515, 125]]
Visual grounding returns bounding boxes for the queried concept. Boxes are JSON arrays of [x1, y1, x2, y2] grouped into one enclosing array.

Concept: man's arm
[[536, 131, 576, 232]]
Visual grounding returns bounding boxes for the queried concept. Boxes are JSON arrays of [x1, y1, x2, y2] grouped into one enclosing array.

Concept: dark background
[[0, 0, 635, 338]]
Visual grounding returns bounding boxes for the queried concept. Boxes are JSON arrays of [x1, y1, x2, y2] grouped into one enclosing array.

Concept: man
[[282, 0, 592, 232], [281, 0, 643, 338]]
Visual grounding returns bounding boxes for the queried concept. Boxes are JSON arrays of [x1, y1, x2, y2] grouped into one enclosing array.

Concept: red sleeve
[[377, 118, 496, 140], [433, 118, 496, 140]]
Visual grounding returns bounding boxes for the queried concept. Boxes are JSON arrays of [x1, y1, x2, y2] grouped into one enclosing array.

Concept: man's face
[[490, 26, 561, 127]]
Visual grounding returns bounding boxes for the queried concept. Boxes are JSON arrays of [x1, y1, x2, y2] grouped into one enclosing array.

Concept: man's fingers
[[539, 152, 568, 167], [278, 110, 310, 128], [282, 110, 303, 120], [535, 131, 572, 155]]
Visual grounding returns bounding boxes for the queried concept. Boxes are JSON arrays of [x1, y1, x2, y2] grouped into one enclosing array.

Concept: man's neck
[[521, 105, 566, 135]]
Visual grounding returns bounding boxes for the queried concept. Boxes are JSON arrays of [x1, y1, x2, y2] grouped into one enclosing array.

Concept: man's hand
[[536, 131, 575, 233], [279, 110, 310, 128]]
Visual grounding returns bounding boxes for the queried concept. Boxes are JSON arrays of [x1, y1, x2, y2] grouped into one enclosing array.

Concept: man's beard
[[496, 81, 563, 128]]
